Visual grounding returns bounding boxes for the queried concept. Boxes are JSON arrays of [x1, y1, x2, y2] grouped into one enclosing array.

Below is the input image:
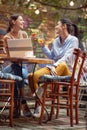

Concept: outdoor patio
[[0, 100, 87, 130], [0, 82, 87, 130]]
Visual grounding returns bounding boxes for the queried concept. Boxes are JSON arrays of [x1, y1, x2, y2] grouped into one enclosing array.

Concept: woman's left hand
[[50, 66, 57, 76]]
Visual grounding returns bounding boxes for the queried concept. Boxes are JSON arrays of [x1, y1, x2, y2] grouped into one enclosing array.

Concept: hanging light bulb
[[27, 0, 30, 2], [35, 9, 40, 14], [70, 1, 74, 6]]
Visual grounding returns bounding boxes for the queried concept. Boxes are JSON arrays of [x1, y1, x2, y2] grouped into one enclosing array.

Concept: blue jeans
[[2, 63, 28, 98]]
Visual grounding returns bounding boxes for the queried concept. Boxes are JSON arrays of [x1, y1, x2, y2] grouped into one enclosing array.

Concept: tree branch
[[34, 0, 87, 10]]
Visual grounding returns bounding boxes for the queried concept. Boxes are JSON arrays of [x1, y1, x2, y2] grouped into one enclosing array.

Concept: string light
[[35, 9, 40, 14], [27, 0, 30, 2], [70, 1, 74, 6]]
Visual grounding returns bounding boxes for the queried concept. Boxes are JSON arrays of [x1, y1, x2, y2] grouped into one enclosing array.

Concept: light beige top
[[3, 30, 28, 56]]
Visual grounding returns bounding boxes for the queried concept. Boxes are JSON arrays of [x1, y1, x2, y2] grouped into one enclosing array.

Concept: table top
[[0, 56, 54, 64]]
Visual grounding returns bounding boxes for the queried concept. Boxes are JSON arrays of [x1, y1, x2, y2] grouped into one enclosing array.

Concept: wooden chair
[[0, 40, 9, 57], [79, 57, 87, 111], [0, 40, 22, 126], [0, 40, 9, 69], [0, 79, 15, 126], [38, 48, 86, 126], [0, 39, 14, 126]]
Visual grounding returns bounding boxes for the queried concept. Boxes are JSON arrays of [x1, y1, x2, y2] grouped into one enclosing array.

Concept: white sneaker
[[33, 106, 41, 118], [21, 110, 24, 116], [33, 87, 44, 98]]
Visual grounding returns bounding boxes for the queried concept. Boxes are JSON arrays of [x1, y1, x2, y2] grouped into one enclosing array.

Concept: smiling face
[[55, 21, 66, 36], [13, 16, 24, 30]]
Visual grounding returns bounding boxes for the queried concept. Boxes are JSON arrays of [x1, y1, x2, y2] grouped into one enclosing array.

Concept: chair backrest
[[0, 40, 9, 57], [72, 48, 86, 85]]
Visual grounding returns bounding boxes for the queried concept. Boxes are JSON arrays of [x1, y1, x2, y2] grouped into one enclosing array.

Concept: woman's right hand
[[38, 38, 45, 47]]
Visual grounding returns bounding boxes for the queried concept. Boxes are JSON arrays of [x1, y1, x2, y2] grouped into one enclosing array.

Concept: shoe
[[24, 111, 32, 117], [33, 87, 44, 98], [33, 106, 41, 118], [21, 101, 32, 117], [21, 109, 32, 117]]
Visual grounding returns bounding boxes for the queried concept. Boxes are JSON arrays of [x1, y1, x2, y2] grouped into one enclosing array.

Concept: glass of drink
[[38, 34, 45, 46]]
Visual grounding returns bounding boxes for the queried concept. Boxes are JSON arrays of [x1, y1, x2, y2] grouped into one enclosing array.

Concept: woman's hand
[[38, 38, 45, 47], [50, 66, 57, 76]]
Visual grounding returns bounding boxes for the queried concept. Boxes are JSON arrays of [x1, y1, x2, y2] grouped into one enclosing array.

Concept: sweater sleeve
[[42, 46, 55, 59], [54, 38, 79, 67]]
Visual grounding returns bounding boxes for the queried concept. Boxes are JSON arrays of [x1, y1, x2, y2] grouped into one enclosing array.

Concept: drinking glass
[[38, 34, 45, 46]]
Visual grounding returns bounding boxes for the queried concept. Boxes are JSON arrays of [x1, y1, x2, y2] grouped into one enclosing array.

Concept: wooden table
[[0, 56, 54, 117], [0, 56, 54, 96], [0, 57, 54, 64], [0, 56, 54, 84], [0, 56, 54, 75]]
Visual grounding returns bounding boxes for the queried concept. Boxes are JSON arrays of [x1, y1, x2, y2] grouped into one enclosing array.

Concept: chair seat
[[39, 74, 72, 82], [0, 71, 22, 81]]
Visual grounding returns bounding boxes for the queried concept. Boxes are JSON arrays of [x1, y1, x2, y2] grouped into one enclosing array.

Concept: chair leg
[[10, 82, 14, 126], [39, 85, 47, 124], [49, 84, 56, 120], [9, 103, 13, 126], [66, 99, 70, 116], [56, 85, 60, 119], [67, 87, 70, 116], [75, 87, 79, 124], [70, 89, 73, 127], [75, 101, 79, 124]]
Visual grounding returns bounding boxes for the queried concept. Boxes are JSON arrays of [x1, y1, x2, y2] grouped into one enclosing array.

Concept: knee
[[28, 72, 38, 80], [28, 72, 40, 83], [60, 62, 68, 68], [27, 73, 33, 80]]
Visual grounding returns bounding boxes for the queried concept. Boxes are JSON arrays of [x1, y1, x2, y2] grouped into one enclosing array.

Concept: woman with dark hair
[[71, 23, 84, 51], [28, 18, 79, 117], [3, 14, 32, 117]]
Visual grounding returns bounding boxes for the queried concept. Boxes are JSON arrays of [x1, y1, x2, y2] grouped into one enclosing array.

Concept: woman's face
[[55, 21, 65, 36], [14, 16, 24, 29]]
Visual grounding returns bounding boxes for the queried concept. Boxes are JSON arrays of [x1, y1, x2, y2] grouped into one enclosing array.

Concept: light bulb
[[27, 0, 30, 2], [35, 9, 40, 14], [70, 1, 74, 6]]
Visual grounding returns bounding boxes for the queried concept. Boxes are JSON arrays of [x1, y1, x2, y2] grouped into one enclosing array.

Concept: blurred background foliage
[[0, 0, 87, 48]]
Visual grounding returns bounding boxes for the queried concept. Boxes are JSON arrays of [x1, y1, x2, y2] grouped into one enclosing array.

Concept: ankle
[[21, 99, 26, 104]]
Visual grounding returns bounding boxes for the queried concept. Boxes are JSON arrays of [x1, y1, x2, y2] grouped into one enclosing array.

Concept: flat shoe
[[33, 113, 41, 118], [24, 112, 33, 117]]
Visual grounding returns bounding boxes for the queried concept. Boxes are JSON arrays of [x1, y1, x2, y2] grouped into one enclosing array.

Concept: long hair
[[60, 18, 73, 34], [60, 18, 79, 38], [71, 23, 79, 38], [7, 14, 20, 33]]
